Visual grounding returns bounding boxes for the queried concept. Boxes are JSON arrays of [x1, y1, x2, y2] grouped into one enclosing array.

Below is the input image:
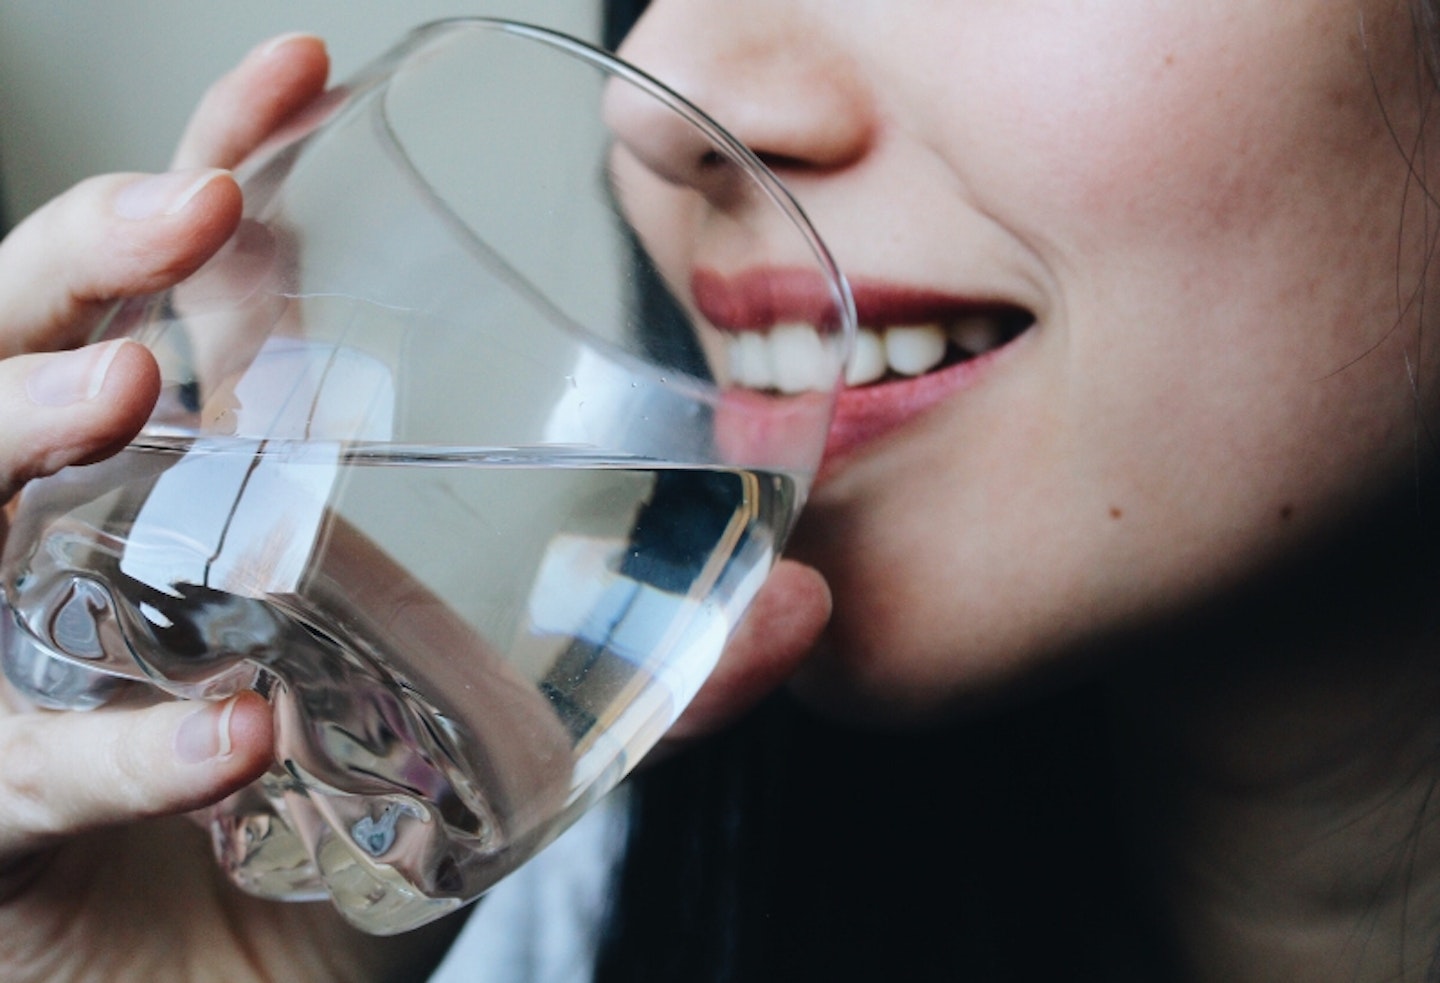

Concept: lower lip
[[820, 338, 1019, 472]]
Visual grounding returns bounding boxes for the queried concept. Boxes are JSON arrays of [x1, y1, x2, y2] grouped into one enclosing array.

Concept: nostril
[[602, 75, 740, 192], [602, 76, 761, 216], [752, 152, 820, 175]]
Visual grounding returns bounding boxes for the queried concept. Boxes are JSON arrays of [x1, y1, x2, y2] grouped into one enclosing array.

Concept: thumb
[[663, 559, 831, 745]]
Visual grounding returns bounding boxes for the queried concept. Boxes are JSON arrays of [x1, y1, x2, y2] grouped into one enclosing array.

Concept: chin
[[782, 600, 1138, 732], [784, 635, 1007, 730]]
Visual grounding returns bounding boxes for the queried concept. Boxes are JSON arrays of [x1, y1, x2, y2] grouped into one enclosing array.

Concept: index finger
[[661, 559, 830, 746], [169, 33, 330, 171]]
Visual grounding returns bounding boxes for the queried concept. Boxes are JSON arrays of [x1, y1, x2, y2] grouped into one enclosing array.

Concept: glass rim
[[397, 16, 858, 359]]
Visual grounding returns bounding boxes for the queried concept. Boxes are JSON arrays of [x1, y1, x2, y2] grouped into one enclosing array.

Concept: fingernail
[[255, 31, 322, 59], [175, 698, 238, 763], [25, 340, 128, 407], [114, 168, 225, 220]]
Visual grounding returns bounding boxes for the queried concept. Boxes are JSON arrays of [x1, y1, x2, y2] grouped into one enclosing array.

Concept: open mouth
[[840, 306, 1034, 388], [692, 266, 1035, 396], [721, 305, 1034, 393]]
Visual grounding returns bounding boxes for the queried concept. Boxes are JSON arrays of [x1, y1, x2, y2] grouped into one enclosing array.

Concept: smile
[[695, 266, 1032, 389], [824, 306, 1032, 464], [718, 307, 1032, 392], [841, 308, 1031, 387], [693, 266, 1035, 460]]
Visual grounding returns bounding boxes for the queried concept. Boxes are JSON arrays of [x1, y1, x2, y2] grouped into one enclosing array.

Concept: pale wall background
[[0, 1, 600, 224]]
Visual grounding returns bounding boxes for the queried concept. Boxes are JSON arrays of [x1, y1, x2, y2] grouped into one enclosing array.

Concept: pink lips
[[691, 266, 850, 331], [825, 356, 997, 465], [692, 267, 1017, 472]]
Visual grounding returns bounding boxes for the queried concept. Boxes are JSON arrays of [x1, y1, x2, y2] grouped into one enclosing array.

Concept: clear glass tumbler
[[0, 18, 853, 934]]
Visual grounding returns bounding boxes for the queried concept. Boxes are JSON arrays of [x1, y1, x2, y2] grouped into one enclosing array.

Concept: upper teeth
[[724, 316, 1014, 392], [769, 324, 833, 394], [849, 317, 1011, 386], [948, 315, 1006, 356], [882, 326, 948, 378], [726, 323, 844, 394]]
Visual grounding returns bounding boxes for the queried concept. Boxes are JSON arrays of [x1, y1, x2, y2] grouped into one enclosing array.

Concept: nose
[[612, 1, 875, 177]]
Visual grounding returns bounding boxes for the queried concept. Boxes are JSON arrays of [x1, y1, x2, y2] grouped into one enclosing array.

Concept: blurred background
[[0, 1, 600, 225]]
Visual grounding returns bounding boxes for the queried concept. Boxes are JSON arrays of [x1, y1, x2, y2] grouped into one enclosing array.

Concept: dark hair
[[602, 0, 651, 50], [594, 686, 1166, 982]]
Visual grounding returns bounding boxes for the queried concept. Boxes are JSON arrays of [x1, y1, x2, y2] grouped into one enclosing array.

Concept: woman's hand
[[0, 30, 830, 983], [0, 35, 469, 982]]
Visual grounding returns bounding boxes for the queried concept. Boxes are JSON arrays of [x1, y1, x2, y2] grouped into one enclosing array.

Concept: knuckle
[[105, 736, 157, 817]]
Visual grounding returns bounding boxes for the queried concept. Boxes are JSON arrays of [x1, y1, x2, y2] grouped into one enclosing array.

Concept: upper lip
[[691, 266, 1021, 331], [691, 266, 851, 331]]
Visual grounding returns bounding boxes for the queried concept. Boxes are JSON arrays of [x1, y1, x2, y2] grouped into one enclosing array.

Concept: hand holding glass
[[0, 19, 852, 934]]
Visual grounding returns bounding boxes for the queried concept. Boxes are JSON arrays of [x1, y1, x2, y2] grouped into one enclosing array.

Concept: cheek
[[930, 7, 1392, 255], [951, 6, 1430, 496], [799, 7, 1440, 708]]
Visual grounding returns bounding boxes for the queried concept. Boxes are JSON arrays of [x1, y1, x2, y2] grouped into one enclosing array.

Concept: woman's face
[[615, 1, 1440, 719]]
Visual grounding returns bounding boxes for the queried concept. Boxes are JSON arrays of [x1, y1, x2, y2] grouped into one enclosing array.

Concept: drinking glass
[[0, 19, 852, 934]]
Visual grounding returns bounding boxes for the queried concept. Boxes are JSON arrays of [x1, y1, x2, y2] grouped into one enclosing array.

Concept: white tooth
[[730, 332, 774, 389], [845, 329, 888, 386], [769, 323, 829, 394], [885, 324, 947, 377], [947, 315, 1004, 356]]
